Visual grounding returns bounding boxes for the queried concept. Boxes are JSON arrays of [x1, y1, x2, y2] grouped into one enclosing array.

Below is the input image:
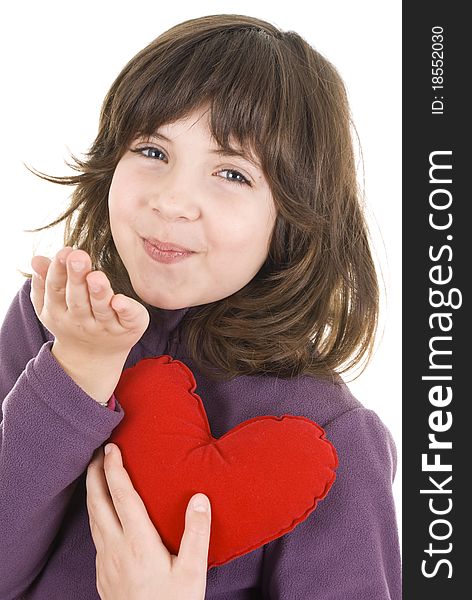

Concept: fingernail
[[191, 494, 209, 513], [104, 444, 113, 455], [70, 261, 84, 272]]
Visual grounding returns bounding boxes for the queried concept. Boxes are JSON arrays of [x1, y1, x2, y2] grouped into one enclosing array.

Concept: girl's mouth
[[142, 238, 195, 264]]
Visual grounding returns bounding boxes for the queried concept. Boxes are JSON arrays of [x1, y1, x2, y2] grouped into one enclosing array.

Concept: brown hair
[[26, 13, 379, 381]]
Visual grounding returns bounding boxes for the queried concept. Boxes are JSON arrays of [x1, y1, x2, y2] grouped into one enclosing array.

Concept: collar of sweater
[[139, 305, 192, 357]]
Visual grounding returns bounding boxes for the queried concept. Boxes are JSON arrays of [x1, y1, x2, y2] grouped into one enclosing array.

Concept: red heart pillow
[[108, 355, 338, 568]]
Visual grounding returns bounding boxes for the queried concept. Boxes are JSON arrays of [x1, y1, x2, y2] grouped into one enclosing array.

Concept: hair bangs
[[107, 26, 281, 168]]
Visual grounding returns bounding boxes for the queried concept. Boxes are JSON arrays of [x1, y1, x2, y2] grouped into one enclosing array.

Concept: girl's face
[[108, 107, 277, 309]]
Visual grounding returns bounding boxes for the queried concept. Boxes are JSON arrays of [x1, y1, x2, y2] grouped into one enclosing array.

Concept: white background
[[0, 1, 402, 545]]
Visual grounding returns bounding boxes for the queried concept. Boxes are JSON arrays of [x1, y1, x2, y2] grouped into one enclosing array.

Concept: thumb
[[175, 494, 211, 573]]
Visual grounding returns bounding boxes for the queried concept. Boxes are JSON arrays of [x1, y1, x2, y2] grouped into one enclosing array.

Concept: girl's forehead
[[133, 105, 208, 140], [159, 108, 212, 136]]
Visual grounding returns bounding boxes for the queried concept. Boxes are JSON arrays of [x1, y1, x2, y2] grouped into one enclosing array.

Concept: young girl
[[0, 13, 401, 600]]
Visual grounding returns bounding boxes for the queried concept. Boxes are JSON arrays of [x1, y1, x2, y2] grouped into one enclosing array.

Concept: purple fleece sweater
[[0, 279, 401, 599]]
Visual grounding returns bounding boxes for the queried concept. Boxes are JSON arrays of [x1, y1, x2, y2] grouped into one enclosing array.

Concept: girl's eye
[[217, 169, 251, 187], [131, 146, 167, 160], [130, 146, 251, 187]]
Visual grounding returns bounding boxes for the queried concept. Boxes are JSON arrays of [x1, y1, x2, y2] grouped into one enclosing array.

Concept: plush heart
[[108, 355, 338, 568]]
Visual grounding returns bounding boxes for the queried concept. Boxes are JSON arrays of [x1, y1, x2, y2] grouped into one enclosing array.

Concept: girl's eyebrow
[[141, 132, 261, 169], [209, 148, 261, 170]]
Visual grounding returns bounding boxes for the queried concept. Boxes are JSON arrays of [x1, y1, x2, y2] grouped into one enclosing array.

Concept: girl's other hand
[[30, 247, 149, 357], [86, 444, 211, 600]]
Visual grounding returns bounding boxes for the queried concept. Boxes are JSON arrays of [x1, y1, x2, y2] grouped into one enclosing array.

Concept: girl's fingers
[[32, 248, 149, 339], [86, 271, 119, 324], [43, 247, 74, 311], [86, 448, 123, 544], [102, 444, 169, 559], [174, 494, 211, 575], [30, 256, 51, 315], [31, 255, 52, 281], [64, 250, 94, 319], [88, 512, 105, 557]]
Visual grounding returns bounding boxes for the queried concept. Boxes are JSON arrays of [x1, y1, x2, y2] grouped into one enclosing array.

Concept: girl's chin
[[139, 291, 201, 311], [129, 282, 189, 310], [140, 296, 191, 311], [132, 281, 235, 310]]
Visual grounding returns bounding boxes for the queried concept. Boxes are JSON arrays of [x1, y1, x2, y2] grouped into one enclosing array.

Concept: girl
[[0, 13, 401, 600]]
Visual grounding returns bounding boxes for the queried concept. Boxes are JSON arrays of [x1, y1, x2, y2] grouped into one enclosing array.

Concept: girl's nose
[[148, 172, 200, 222]]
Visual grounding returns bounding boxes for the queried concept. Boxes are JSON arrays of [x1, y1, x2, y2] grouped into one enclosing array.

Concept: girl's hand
[[30, 246, 150, 358], [30, 247, 150, 403], [86, 444, 211, 600]]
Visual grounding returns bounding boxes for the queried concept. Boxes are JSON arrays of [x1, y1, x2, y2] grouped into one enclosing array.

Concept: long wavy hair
[[26, 13, 380, 381]]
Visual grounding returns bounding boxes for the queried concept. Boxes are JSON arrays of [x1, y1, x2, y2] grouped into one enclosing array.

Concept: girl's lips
[[142, 238, 195, 264], [144, 237, 194, 253]]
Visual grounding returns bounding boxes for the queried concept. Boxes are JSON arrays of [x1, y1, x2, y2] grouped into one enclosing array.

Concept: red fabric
[[108, 355, 338, 568]]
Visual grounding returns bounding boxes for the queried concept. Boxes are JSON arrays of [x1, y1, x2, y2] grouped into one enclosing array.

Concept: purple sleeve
[[0, 281, 125, 599], [261, 408, 401, 600]]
